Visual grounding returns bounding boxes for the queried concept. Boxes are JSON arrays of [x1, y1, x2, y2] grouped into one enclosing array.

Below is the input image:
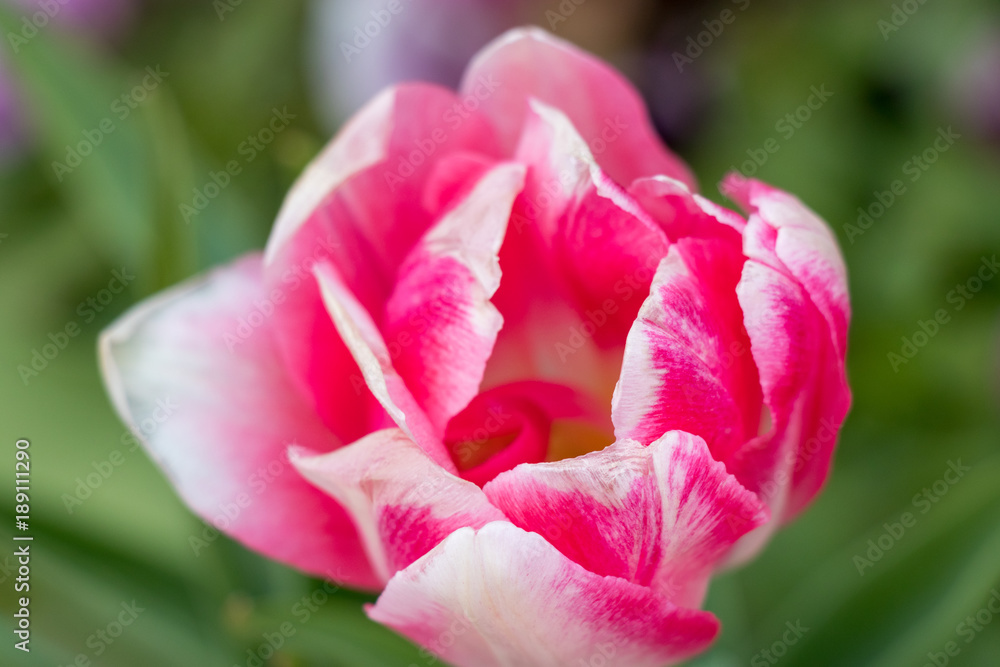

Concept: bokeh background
[[1, 0, 999, 665]]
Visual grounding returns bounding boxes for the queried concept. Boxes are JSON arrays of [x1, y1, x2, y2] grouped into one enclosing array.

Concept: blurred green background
[[1, 0, 998, 665]]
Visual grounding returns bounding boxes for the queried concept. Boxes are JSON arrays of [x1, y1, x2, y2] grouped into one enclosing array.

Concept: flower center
[[443, 381, 613, 486]]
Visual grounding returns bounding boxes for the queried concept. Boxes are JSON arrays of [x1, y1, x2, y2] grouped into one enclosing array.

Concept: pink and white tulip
[[100, 27, 851, 666]]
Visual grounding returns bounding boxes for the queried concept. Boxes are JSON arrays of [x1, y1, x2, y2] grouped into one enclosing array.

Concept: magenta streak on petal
[[368, 522, 719, 667], [484, 433, 767, 608]]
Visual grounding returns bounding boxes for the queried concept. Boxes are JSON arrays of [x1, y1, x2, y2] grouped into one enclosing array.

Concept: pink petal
[[99, 255, 378, 589], [721, 176, 851, 556], [368, 522, 719, 667], [461, 27, 695, 189], [731, 261, 849, 526], [612, 238, 761, 462], [484, 101, 671, 402], [384, 163, 525, 433], [723, 175, 850, 358], [311, 261, 453, 471], [629, 176, 747, 240], [262, 84, 500, 443], [420, 150, 499, 217], [290, 429, 504, 583], [484, 432, 766, 608]]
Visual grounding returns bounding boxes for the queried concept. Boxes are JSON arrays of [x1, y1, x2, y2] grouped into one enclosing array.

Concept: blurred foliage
[[0, 0, 998, 665]]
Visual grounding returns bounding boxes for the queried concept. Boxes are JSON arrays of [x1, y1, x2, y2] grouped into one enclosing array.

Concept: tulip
[[101, 27, 850, 666]]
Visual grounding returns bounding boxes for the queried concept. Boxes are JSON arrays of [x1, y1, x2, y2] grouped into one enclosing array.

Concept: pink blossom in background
[[101, 27, 851, 666]]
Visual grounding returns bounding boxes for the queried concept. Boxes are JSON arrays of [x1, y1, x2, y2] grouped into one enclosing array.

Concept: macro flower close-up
[[99, 28, 849, 666], [2, 2, 998, 666]]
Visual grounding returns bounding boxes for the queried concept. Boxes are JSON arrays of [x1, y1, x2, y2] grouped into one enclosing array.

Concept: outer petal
[[461, 27, 695, 189], [384, 163, 525, 433], [98, 255, 377, 589], [290, 429, 504, 584], [368, 522, 718, 667], [483, 432, 766, 608], [724, 176, 849, 358], [723, 176, 851, 544], [262, 84, 500, 444]]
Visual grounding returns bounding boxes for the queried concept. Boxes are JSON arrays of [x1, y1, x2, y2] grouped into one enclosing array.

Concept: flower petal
[[723, 176, 849, 358], [262, 84, 500, 443], [368, 522, 719, 667], [485, 100, 671, 402], [720, 176, 851, 560], [612, 238, 761, 462], [311, 260, 453, 470], [484, 432, 766, 608], [384, 162, 525, 433], [461, 27, 695, 189], [725, 177, 851, 517], [290, 429, 504, 584], [99, 254, 378, 589]]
